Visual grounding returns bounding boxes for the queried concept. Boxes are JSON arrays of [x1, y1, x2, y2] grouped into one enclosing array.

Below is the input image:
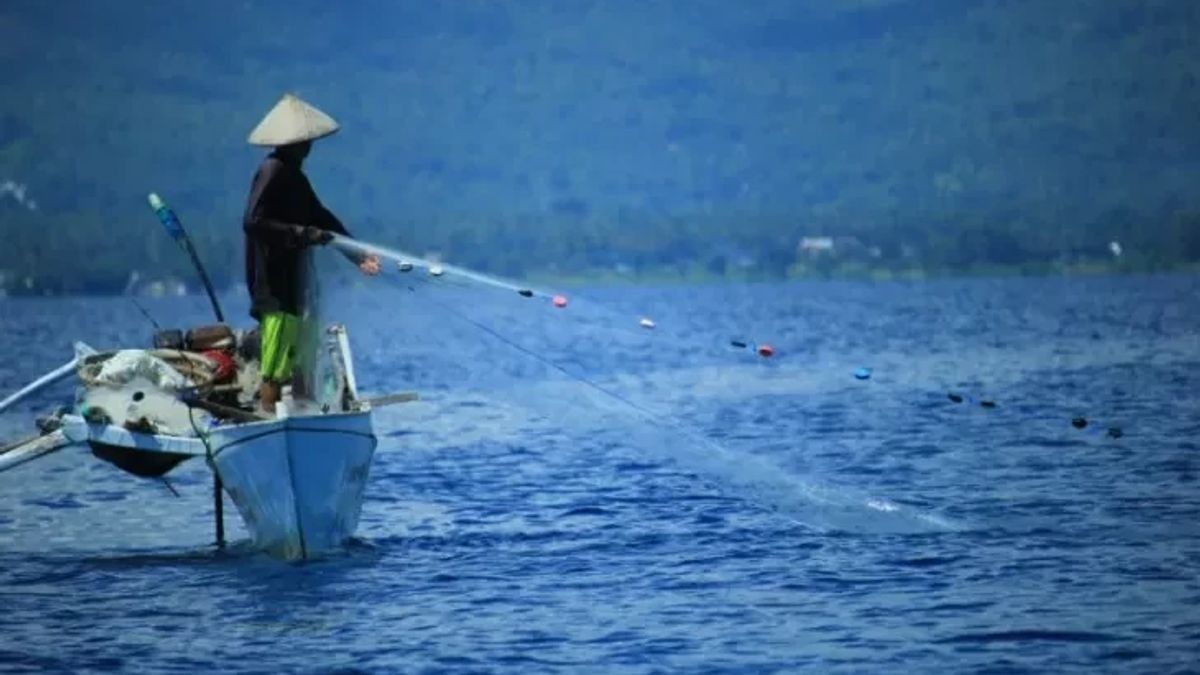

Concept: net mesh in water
[[314, 237, 959, 534]]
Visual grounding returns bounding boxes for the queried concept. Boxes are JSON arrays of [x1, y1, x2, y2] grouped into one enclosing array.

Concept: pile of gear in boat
[[41, 323, 269, 440]]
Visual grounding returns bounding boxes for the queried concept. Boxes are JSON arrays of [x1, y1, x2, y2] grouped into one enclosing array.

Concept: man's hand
[[358, 255, 381, 276], [302, 226, 334, 246]]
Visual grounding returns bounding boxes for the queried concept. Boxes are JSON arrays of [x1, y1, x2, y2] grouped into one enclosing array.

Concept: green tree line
[[1, 0, 1198, 293]]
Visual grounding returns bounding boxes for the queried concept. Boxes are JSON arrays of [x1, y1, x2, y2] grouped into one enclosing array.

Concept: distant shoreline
[[2, 262, 1197, 299], [530, 260, 1200, 287]]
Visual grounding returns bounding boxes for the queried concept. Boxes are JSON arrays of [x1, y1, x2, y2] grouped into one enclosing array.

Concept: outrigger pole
[[0, 342, 98, 415], [147, 193, 225, 323], [146, 192, 225, 548], [0, 358, 78, 415]]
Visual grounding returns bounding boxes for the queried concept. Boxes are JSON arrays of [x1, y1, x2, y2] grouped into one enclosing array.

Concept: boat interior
[[35, 321, 362, 477]]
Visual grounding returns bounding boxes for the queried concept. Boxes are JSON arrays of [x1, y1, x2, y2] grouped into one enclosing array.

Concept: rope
[[188, 405, 217, 468], [402, 285, 731, 459]]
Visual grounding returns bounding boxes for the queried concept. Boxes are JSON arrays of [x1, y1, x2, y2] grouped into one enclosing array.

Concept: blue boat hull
[[210, 411, 376, 560]]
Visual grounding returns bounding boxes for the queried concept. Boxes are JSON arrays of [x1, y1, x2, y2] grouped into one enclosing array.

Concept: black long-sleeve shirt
[[242, 151, 352, 319]]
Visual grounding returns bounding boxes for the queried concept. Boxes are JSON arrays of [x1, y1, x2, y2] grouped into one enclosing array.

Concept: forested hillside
[[1, 0, 1198, 293]]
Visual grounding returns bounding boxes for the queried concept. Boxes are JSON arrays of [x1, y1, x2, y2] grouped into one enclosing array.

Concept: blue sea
[[1, 274, 1198, 673]]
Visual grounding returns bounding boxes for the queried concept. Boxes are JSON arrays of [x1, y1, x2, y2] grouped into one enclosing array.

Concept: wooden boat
[[0, 194, 434, 559], [206, 406, 376, 559], [0, 323, 396, 560]]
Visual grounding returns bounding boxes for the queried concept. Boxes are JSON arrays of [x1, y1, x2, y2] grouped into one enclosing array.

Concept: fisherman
[[243, 93, 380, 413]]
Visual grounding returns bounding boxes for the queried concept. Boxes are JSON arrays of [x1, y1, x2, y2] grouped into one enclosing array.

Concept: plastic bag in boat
[[92, 350, 190, 390]]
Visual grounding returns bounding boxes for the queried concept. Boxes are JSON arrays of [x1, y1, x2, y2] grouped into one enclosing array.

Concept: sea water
[[0, 274, 1197, 672]]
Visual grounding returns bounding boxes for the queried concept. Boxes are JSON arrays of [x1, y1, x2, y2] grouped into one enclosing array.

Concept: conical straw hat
[[247, 93, 339, 147]]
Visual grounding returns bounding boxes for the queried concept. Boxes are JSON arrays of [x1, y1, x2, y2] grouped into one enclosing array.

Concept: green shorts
[[260, 311, 300, 383]]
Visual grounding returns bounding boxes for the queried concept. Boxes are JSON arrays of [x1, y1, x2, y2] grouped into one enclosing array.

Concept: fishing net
[[311, 236, 958, 534], [296, 248, 353, 412]]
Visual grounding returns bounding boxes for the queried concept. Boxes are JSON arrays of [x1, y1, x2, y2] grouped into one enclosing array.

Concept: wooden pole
[[214, 472, 225, 549], [148, 193, 226, 323]]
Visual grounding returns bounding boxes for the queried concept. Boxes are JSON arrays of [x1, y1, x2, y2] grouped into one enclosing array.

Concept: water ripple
[[0, 278, 1197, 671]]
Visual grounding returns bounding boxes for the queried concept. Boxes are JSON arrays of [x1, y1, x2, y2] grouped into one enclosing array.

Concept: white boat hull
[[209, 410, 376, 560]]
